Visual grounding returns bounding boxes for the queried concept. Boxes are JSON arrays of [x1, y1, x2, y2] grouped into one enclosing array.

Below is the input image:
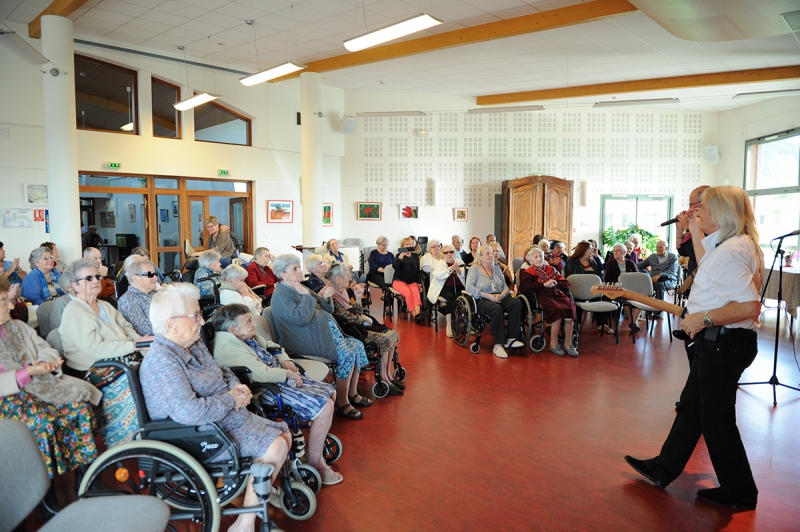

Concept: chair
[[566, 274, 620, 345], [618, 272, 672, 344], [35, 298, 56, 339], [0, 418, 170, 532], [383, 264, 407, 321], [512, 257, 523, 275]]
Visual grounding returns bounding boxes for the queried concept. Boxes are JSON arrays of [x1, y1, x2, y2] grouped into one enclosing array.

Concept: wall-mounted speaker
[[703, 145, 720, 164], [579, 180, 588, 207], [340, 115, 357, 135]]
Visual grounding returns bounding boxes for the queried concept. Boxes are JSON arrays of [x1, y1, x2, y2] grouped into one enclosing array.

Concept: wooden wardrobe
[[501, 175, 574, 263]]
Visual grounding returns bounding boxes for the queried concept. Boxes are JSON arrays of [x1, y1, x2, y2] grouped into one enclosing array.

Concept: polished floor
[[37, 303, 800, 532]]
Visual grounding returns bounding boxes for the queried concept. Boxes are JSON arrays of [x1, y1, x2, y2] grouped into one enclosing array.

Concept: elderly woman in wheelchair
[[464, 245, 524, 359], [139, 283, 291, 532], [519, 247, 579, 357], [210, 303, 343, 487]]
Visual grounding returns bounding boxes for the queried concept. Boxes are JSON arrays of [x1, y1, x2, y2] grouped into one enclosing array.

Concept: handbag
[[84, 354, 144, 448]]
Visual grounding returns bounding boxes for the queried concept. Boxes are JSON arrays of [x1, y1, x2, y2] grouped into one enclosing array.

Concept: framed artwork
[[172, 201, 179, 217], [24, 184, 48, 205], [159, 209, 169, 222], [400, 205, 418, 219], [267, 200, 294, 223], [322, 203, 333, 227], [128, 204, 136, 222], [357, 202, 381, 221], [100, 211, 116, 228], [454, 208, 468, 222]]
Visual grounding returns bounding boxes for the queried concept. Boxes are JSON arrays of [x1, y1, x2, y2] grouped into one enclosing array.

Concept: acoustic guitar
[[590, 283, 687, 318]]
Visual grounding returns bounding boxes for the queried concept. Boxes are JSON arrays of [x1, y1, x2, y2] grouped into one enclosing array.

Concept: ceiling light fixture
[[781, 10, 800, 31], [467, 105, 546, 114], [592, 98, 680, 108], [173, 44, 219, 111], [355, 111, 426, 117], [241, 62, 306, 86], [0, 29, 49, 65], [732, 88, 800, 100], [344, 13, 442, 52]]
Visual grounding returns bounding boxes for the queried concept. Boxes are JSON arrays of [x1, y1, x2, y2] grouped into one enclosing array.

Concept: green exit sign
[[218, 169, 229, 176], [105, 162, 121, 169]]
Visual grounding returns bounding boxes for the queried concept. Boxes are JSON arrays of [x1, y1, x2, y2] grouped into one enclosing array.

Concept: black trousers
[[653, 278, 676, 303], [647, 327, 759, 504], [476, 296, 523, 346], [439, 286, 459, 315], [367, 272, 387, 290]]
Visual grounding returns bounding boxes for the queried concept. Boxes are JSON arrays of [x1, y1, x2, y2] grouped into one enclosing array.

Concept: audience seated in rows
[[140, 284, 290, 532], [367, 236, 393, 289], [637, 240, 679, 308], [605, 244, 639, 284], [270, 254, 370, 420], [21, 247, 63, 305], [117, 259, 159, 336], [563, 241, 613, 335], [426, 243, 465, 338], [245, 247, 280, 304]]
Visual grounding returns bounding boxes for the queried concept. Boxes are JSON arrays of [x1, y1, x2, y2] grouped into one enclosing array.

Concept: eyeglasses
[[137, 271, 157, 278], [40, 256, 54, 261], [443, 251, 455, 254], [172, 313, 203, 323], [80, 275, 103, 282]]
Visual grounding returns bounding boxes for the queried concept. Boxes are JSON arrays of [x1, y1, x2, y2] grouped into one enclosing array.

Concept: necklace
[[481, 264, 497, 292]]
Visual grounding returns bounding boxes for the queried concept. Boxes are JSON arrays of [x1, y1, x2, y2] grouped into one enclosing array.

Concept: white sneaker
[[446, 325, 453, 338], [492, 345, 509, 358]]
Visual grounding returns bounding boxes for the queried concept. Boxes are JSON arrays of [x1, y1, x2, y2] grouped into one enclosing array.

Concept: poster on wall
[[172, 201, 179, 217], [322, 203, 333, 227], [454, 208, 468, 222], [99, 211, 116, 228], [159, 209, 169, 222], [267, 200, 293, 223], [400, 205, 418, 219], [128, 204, 136, 222], [34, 209, 45, 222], [357, 202, 381, 221], [24, 184, 48, 205], [2, 208, 34, 227]]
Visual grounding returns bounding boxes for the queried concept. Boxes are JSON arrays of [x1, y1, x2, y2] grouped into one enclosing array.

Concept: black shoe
[[624, 456, 667, 489], [415, 314, 425, 325], [387, 383, 404, 396], [391, 379, 405, 390], [696, 488, 756, 510], [629, 323, 641, 332]]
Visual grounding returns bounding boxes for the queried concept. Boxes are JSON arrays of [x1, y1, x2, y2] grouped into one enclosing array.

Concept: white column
[[41, 15, 81, 262], [300, 72, 323, 247]]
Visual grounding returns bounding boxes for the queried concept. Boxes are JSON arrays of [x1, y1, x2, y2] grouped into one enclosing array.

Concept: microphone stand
[[739, 235, 799, 406]]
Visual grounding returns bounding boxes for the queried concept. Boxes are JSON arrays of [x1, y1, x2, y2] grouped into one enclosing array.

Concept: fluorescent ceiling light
[[344, 13, 442, 52], [119, 122, 134, 132], [0, 30, 49, 65], [355, 111, 427, 117], [467, 105, 546, 114], [732, 89, 800, 100], [593, 98, 680, 108], [174, 92, 219, 111], [781, 10, 800, 31], [240, 62, 306, 86]]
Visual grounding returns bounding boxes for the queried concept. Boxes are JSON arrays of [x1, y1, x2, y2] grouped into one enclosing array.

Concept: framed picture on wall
[[160, 209, 169, 222], [172, 201, 179, 217], [128, 204, 136, 222], [454, 208, 468, 222], [24, 184, 49, 205], [322, 203, 333, 227], [267, 200, 293, 223], [356, 202, 381, 221], [400, 205, 418, 219], [100, 211, 116, 228]]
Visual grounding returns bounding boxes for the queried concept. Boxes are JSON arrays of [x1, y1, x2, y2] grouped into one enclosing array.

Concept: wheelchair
[[77, 360, 318, 532], [450, 292, 538, 354]]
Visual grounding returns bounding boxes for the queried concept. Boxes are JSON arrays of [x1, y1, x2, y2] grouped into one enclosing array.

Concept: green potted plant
[[601, 223, 660, 258]]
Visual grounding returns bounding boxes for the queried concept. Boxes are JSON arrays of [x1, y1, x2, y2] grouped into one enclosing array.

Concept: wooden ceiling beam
[[271, 0, 638, 82], [29, 0, 91, 39], [476, 66, 800, 105]]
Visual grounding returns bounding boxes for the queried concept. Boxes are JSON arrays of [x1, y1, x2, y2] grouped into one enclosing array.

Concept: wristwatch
[[703, 312, 713, 327]]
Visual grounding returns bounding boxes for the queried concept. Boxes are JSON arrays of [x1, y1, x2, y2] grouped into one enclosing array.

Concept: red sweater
[[245, 262, 280, 299]]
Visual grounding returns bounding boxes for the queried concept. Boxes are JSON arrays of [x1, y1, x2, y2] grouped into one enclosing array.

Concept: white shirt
[[687, 230, 760, 329]]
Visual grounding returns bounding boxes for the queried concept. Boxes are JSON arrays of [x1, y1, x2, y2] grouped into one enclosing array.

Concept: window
[[744, 128, 800, 249], [151, 77, 180, 138], [75, 55, 137, 134], [194, 102, 251, 146]]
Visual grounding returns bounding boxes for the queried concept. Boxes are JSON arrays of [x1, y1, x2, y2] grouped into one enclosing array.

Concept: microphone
[[660, 218, 679, 227], [772, 229, 800, 240]]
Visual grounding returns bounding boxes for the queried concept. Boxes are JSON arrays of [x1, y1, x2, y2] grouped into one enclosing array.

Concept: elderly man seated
[[83, 247, 116, 301], [637, 240, 679, 315]]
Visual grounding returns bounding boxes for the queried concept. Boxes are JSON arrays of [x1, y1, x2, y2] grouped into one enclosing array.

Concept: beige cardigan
[[212, 331, 290, 383], [0, 320, 102, 404], [59, 298, 142, 372]]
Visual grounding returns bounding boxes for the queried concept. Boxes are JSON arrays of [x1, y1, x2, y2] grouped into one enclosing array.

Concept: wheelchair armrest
[[143, 419, 237, 465], [229, 366, 253, 384]]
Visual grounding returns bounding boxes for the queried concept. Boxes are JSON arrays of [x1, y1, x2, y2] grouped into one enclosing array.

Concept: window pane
[[186, 180, 249, 192], [745, 133, 800, 191], [75, 56, 137, 134], [194, 103, 250, 145], [752, 193, 800, 249], [79, 175, 147, 188], [152, 78, 180, 138], [156, 195, 179, 248], [154, 178, 178, 189]]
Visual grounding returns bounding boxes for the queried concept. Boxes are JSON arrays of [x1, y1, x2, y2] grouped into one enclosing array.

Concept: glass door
[[229, 198, 250, 253], [188, 196, 209, 251], [155, 194, 181, 273]]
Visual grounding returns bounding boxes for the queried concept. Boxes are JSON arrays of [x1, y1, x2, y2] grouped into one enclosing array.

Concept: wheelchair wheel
[[529, 335, 546, 352], [280, 481, 317, 520], [469, 342, 480, 354], [373, 380, 390, 399], [296, 463, 322, 494], [323, 433, 343, 464], [518, 294, 534, 345], [451, 296, 471, 347], [393, 364, 406, 382], [79, 439, 221, 532]]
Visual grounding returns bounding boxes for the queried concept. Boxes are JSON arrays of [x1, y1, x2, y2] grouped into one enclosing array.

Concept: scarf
[[525, 264, 560, 284], [243, 338, 279, 368], [0, 321, 91, 405], [332, 288, 352, 310]]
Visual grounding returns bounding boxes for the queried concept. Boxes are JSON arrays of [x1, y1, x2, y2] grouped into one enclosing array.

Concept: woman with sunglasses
[[59, 259, 153, 379], [118, 259, 160, 336]]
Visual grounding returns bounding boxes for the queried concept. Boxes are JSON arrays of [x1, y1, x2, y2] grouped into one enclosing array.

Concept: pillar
[[300, 72, 323, 247], [41, 15, 81, 262]]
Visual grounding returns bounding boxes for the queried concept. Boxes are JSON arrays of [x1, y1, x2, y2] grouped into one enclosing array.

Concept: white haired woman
[[420, 239, 443, 274], [519, 247, 578, 357], [426, 244, 466, 338], [20, 246, 63, 305], [220, 264, 273, 340], [303, 254, 329, 294], [59, 259, 152, 379], [489, 242, 514, 290], [211, 303, 342, 486], [245, 247, 280, 304], [271, 254, 370, 420], [194, 249, 222, 297], [465, 245, 524, 359], [367, 236, 393, 289], [325, 263, 403, 395], [140, 284, 290, 532], [322, 239, 352, 271], [118, 259, 159, 336]]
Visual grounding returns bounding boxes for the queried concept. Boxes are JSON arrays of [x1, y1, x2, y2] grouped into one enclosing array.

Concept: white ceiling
[[2, 0, 800, 112]]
